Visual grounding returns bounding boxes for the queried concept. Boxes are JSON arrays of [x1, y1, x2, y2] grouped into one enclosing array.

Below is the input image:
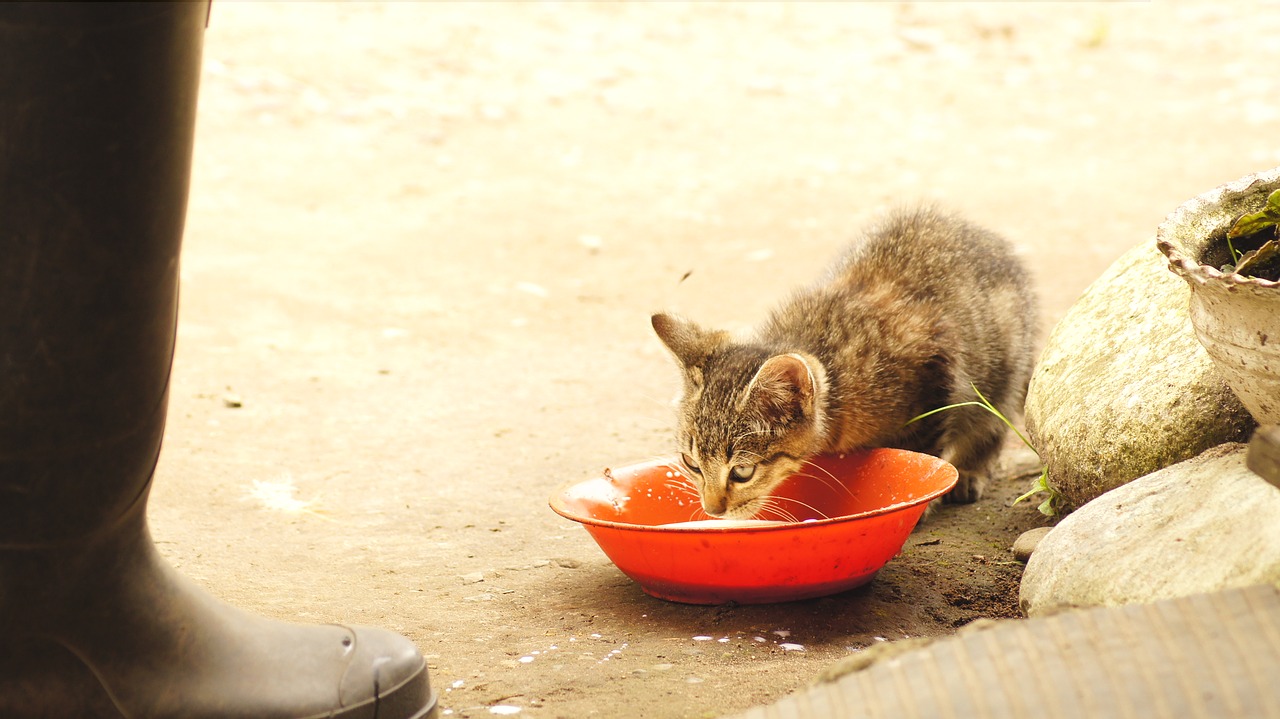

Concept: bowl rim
[[1156, 167, 1280, 291], [548, 452, 958, 533]]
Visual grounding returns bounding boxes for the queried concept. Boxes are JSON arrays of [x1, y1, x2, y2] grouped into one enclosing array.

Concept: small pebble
[[1012, 526, 1054, 562]]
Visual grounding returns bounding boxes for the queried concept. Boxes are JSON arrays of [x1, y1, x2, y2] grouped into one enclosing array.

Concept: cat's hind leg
[[936, 397, 1009, 504]]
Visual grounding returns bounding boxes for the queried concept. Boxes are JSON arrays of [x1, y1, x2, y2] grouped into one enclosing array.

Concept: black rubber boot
[[0, 4, 438, 717]]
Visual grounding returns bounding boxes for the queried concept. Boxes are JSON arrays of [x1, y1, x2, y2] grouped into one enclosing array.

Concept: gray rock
[[1011, 526, 1052, 563], [1025, 240, 1255, 511], [1248, 425, 1280, 488], [1020, 443, 1280, 617]]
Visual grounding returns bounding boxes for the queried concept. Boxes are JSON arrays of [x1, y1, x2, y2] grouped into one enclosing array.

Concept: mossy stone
[[1025, 240, 1255, 512]]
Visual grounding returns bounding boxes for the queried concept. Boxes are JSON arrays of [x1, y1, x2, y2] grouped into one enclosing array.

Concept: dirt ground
[[149, 3, 1279, 718]]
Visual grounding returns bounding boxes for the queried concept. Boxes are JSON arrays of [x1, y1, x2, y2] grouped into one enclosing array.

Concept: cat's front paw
[[943, 472, 985, 504]]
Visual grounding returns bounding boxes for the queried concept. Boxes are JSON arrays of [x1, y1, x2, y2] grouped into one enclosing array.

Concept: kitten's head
[[651, 313, 828, 519]]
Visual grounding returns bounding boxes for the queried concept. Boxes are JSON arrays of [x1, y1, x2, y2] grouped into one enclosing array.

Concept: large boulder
[[1020, 443, 1280, 616], [1025, 240, 1255, 511]]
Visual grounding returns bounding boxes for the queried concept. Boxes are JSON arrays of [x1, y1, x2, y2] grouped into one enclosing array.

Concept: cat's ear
[[740, 353, 819, 424], [651, 313, 728, 370]]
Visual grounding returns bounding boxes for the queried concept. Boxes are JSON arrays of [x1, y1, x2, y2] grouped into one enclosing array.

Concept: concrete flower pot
[[1157, 167, 1280, 424]]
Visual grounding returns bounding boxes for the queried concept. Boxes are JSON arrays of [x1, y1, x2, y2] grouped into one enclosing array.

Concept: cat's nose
[[702, 495, 727, 517]]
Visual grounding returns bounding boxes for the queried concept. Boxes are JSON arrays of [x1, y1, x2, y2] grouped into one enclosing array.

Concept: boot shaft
[[0, 3, 208, 545]]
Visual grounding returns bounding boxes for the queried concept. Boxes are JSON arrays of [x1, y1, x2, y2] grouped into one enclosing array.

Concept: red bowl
[[549, 449, 957, 604]]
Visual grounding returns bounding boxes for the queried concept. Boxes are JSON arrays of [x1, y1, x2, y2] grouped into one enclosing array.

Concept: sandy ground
[[147, 3, 1280, 718]]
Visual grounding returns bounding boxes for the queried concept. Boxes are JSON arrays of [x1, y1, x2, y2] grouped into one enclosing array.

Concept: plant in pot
[[1157, 167, 1280, 425]]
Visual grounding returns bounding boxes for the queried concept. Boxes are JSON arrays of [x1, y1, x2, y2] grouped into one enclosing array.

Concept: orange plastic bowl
[[549, 449, 957, 604]]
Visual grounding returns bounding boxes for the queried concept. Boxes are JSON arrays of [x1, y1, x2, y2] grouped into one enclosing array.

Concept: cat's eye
[[681, 453, 702, 475], [730, 464, 755, 483]]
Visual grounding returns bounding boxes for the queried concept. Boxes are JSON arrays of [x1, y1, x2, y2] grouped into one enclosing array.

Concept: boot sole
[[300, 656, 440, 719]]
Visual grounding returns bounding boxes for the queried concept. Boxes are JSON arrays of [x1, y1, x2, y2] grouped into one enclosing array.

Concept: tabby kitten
[[653, 207, 1037, 519]]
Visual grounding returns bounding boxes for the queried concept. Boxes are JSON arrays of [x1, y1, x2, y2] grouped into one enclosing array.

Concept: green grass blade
[[904, 401, 990, 426], [907, 384, 1057, 516]]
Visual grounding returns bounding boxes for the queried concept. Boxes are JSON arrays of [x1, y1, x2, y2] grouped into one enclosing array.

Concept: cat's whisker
[[793, 473, 852, 500], [641, 394, 679, 410], [796, 461, 857, 497], [655, 459, 686, 473], [661, 475, 697, 489], [798, 459, 843, 486], [649, 459, 700, 487], [750, 496, 781, 520], [661, 480, 700, 499], [754, 498, 800, 523], [767, 495, 833, 521]]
